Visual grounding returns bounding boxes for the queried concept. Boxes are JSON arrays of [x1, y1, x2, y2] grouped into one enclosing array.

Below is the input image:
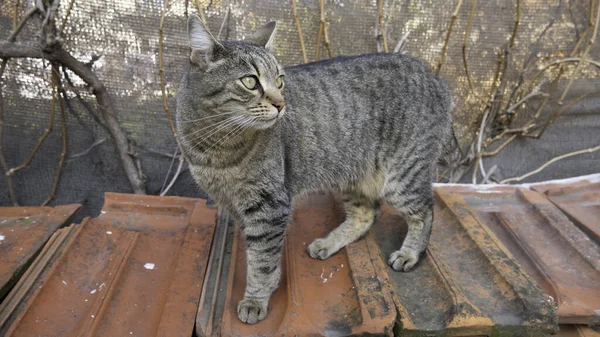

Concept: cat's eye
[[275, 76, 284, 89], [241, 76, 259, 90]]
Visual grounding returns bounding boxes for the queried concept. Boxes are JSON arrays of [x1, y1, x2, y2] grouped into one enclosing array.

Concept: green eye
[[275, 76, 284, 89], [241, 76, 258, 90]]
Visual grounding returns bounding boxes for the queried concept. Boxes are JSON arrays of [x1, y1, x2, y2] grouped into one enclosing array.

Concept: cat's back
[[281, 52, 452, 122], [284, 53, 434, 83]]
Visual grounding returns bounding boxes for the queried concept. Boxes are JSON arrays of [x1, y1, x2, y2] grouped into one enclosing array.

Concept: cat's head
[[186, 14, 285, 130]]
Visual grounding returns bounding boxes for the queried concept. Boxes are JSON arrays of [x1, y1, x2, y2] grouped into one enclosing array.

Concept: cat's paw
[[307, 237, 338, 260], [237, 297, 268, 324], [388, 247, 420, 272]]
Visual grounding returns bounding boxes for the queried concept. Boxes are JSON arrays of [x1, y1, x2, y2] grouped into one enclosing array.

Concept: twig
[[0, 66, 18, 205], [69, 138, 106, 160], [7, 71, 58, 177], [472, 106, 490, 184], [160, 146, 178, 194], [557, 0, 599, 105], [482, 134, 516, 157], [509, 0, 520, 48], [500, 145, 600, 184], [217, 7, 231, 40], [377, 0, 389, 52], [8, 6, 38, 42], [481, 164, 497, 184], [485, 124, 533, 147], [43, 67, 67, 206], [291, 0, 308, 63], [504, 86, 547, 115], [393, 30, 410, 53], [59, 0, 76, 33], [315, 0, 332, 61], [533, 93, 589, 139], [61, 67, 108, 131], [12, 0, 19, 31], [462, 0, 485, 101], [161, 155, 185, 196], [0, 4, 40, 205], [436, 0, 463, 75], [194, 0, 208, 26], [530, 57, 600, 86], [0, 43, 147, 194], [159, 0, 177, 140]]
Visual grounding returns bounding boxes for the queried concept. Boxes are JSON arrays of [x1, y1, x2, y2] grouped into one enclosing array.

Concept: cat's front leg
[[237, 196, 290, 324]]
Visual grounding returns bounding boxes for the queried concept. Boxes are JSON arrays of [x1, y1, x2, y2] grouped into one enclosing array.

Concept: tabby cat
[[176, 15, 456, 324]]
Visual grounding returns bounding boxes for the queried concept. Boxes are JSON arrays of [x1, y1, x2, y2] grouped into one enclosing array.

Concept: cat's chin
[[253, 118, 280, 130]]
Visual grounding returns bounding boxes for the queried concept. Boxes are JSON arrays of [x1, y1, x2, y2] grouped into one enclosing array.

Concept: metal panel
[[373, 188, 558, 336], [0, 204, 80, 299], [0, 193, 216, 337], [435, 185, 600, 326], [531, 175, 600, 243], [200, 193, 396, 337]]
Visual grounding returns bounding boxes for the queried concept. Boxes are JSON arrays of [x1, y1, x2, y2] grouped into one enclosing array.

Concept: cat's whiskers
[[183, 115, 247, 147], [179, 111, 237, 123], [185, 115, 245, 138], [206, 116, 256, 151]]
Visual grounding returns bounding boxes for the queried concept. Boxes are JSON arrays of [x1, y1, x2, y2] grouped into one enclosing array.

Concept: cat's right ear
[[188, 14, 220, 68]]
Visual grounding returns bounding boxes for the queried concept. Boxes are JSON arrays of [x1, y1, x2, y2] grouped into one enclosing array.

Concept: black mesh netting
[[0, 0, 599, 220]]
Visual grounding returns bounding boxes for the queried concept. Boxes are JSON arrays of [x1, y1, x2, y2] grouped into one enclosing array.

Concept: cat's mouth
[[253, 108, 285, 129]]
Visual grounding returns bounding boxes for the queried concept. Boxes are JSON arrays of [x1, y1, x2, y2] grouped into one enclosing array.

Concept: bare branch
[[6, 84, 56, 177], [504, 81, 547, 115], [291, 0, 308, 63], [377, 0, 389, 52], [501, 145, 600, 184], [533, 93, 589, 139], [159, 0, 178, 140], [509, 0, 521, 48], [393, 30, 410, 53], [436, 0, 463, 75], [315, 0, 332, 61], [462, 0, 486, 101], [482, 134, 517, 157], [217, 7, 231, 40], [0, 66, 18, 205], [69, 138, 107, 160], [0, 42, 147, 194], [557, 0, 600, 105], [161, 155, 186, 196], [59, 0, 76, 33], [43, 69, 67, 206], [8, 7, 39, 42]]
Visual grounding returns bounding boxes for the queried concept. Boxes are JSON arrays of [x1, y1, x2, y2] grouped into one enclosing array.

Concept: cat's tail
[[438, 96, 464, 169], [439, 127, 463, 168]]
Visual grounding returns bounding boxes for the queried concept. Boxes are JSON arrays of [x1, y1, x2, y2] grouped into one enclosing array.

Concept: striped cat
[[176, 15, 456, 324]]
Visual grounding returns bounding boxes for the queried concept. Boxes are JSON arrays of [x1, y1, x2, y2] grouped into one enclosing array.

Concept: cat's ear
[[187, 14, 221, 67], [247, 21, 277, 52]]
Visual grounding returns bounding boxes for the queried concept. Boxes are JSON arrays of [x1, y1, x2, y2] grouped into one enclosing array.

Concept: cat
[[176, 14, 456, 324]]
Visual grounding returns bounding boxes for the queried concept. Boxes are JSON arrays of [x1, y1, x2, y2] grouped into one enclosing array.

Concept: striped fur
[[176, 16, 455, 324]]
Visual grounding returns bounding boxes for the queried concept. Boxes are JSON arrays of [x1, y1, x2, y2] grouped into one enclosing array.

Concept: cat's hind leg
[[307, 175, 383, 260], [383, 168, 434, 272]]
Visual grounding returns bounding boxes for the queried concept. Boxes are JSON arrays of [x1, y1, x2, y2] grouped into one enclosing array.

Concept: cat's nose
[[271, 99, 285, 112]]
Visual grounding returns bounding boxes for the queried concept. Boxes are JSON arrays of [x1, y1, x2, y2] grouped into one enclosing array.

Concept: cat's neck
[[183, 121, 265, 167]]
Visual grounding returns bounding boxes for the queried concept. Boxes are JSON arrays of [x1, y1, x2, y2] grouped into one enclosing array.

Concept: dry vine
[[0, 0, 147, 202], [436, 0, 464, 76], [501, 145, 600, 184], [376, 0, 389, 52], [291, 0, 308, 63], [315, 0, 333, 61], [448, 0, 599, 184]]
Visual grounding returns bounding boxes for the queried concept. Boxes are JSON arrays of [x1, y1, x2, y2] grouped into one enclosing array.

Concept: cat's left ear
[[247, 22, 277, 52], [188, 14, 222, 67]]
